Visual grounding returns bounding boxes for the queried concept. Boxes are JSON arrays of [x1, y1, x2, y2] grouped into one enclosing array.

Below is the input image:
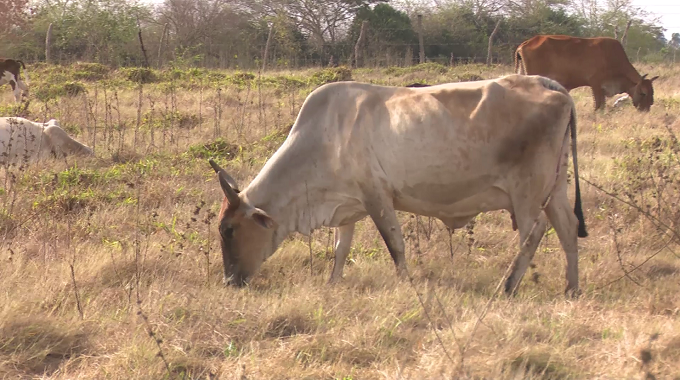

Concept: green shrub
[[72, 62, 110, 81], [34, 81, 86, 102], [187, 138, 242, 160], [309, 66, 352, 86], [121, 67, 158, 84]]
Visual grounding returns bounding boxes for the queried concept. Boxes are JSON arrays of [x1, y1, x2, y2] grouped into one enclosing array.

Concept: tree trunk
[[157, 23, 168, 69], [405, 45, 413, 66], [354, 20, 368, 68], [262, 23, 274, 72], [621, 20, 632, 47], [486, 19, 501, 66], [417, 15, 425, 64], [137, 17, 150, 68], [45, 23, 53, 64]]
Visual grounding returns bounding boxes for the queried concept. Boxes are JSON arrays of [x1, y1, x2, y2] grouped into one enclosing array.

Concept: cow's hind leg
[[329, 223, 356, 283], [504, 199, 548, 296], [544, 187, 580, 297], [363, 193, 407, 277]]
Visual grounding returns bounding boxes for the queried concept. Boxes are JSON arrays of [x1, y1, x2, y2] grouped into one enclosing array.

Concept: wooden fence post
[[486, 19, 501, 66], [45, 23, 53, 64], [417, 14, 425, 64], [262, 22, 274, 72]]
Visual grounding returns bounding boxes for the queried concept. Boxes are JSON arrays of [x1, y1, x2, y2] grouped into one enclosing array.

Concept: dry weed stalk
[[67, 218, 84, 319]]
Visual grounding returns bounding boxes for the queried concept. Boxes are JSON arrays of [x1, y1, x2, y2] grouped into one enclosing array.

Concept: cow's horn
[[641, 74, 648, 80], [208, 159, 241, 205]]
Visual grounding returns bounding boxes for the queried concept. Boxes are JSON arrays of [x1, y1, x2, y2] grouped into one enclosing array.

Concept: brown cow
[[515, 35, 658, 112], [0, 58, 29, 103]]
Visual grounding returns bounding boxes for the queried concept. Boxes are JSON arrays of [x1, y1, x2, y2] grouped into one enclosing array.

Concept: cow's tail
[[538, 76, 587, 238], [569, 103, 588, 238], [514, 48, 525, 75]]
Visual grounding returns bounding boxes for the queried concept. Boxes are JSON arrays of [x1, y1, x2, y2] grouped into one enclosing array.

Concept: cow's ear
[[650, 75, 659, 82], [246, 207, 275, 229]]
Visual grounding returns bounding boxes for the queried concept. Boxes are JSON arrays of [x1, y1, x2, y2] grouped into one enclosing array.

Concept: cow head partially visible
[[630, 74, 659, 112], [209, 159, 276, 286]]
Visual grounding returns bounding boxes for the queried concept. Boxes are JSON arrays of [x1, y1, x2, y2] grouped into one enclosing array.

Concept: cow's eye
[[225, 227, 234, 238]]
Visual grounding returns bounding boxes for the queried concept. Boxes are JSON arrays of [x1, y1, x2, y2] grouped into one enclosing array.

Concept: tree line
[[1, 0, 678, 70]]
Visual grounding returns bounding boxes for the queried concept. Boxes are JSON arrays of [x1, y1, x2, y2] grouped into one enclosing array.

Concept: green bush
[[72, 62, 110, 81], [187, 138, 242, 160], [34, 81, 86, 102], [120, 67, 158, 84], [308, 66, 352, 86]]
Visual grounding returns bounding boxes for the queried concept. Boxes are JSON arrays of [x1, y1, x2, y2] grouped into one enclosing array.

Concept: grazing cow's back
[[209, 74, 588, 297], [0, 117, 93, 165], [0, 59, 29, 103], [515, 35, 658, 111]]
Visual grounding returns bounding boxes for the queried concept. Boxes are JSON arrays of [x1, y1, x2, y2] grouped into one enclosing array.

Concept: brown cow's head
[[210, 159, 276, 286], [630, 74, 659, 112]]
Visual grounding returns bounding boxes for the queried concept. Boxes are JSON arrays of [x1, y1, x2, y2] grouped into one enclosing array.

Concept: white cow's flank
[[0, 117, 93, 165]]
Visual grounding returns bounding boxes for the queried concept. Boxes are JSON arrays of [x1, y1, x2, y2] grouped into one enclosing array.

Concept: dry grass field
[[0, 61, 679, 379]]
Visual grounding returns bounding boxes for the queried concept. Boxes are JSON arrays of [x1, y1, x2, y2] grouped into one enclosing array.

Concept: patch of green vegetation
[[309, 66, 352, 86], [120, 67, 158, 84], [0, 103, 27, 117], [384, 62, 449, 76], [71, 62, 110, 81], [187, 138, 242, 160], [259, 75, 308, 89], [33, 81, 86, 102]]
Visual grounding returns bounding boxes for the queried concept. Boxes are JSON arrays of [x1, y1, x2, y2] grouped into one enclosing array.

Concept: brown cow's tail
[[569, 105, 587, 238], [514, 49, 525, 75]]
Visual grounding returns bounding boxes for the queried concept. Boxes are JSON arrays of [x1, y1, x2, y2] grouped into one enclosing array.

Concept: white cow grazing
[[209, 74, 588, 296], [0, 117, 93, 165]]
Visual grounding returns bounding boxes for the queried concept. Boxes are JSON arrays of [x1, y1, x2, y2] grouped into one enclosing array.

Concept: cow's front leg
[[329, 223, 356, 283], [363, 193, 407, 277]]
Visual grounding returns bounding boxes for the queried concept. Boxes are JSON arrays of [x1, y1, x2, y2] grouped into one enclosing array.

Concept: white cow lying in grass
[[0, 117, 93, 165]]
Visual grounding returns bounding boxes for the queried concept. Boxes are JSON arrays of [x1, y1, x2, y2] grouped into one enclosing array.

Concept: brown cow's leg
[[592, 87, 606, 111], [329, 223, 356, 283]]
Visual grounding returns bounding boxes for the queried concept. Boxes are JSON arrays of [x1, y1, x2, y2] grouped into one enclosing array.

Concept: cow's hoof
[[504, 276, 519, 297], [564, 287, 581, 299]]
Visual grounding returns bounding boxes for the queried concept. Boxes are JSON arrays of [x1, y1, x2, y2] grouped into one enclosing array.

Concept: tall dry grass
[[0, 62, 679, 379]]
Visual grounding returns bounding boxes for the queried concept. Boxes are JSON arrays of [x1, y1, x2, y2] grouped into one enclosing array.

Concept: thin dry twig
[[68, 218, 84, 320], [607, 215, 643, 287]]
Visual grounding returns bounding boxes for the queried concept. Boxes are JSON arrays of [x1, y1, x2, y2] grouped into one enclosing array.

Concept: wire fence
[[27, 24, 680, 70]]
